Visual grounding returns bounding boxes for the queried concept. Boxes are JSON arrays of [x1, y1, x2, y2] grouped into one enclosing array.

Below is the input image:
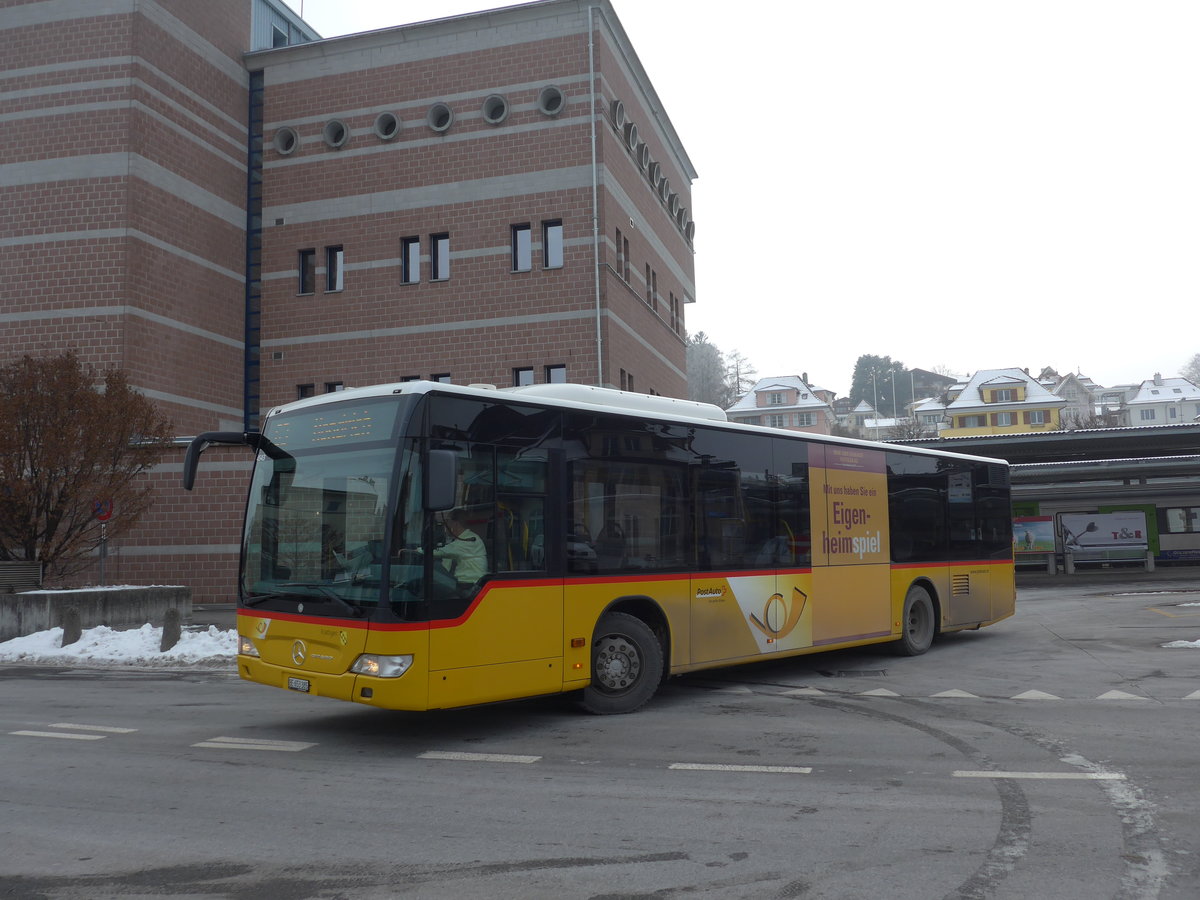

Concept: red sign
[[94, 499, 114, 521]]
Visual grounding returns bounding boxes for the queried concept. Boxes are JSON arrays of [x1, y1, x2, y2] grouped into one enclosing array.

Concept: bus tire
[[892, 584, 935, 656], [581, 612, 664, 715]]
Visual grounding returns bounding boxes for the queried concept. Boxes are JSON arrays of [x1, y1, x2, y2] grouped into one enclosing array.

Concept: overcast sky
[[282, 0, 1199, 396]]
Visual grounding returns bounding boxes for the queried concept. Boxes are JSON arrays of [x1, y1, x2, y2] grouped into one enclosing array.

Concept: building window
[[297, 383, 315, 399], [325, 245, 343, 292], [651, 270, 658, 309], [511, 224, 532, 272], [621, 234, 630, 280], [995, 412, 1014, 426], [991, 389, 1016, 402], [513, 367, 534, 386], [298, 249, 316, 294], [615, 228, 624, 278], [1170, 407, 1178, 419], [669, 292, 680, 333], [543, 220, 563, 268], [768, 392, 784, 405], [545, 364, 566, 383], [398, 375, 420, 382], [1028, 410, 1048, 424], [430, 233, 449, 280], [401, 236, 420, 284], [796, 413, 814, 427], [1140, 408, 1157, 421], [432, 373, 451, 383], [645, 265, 651, 305], [959, 415, 986, 428], [767, 414, 786, 428], [620, 369, 636, 392], [325, 381, 344, 393]]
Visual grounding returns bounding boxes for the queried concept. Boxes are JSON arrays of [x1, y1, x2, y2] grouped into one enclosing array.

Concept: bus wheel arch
[[580, 598, 668, 715], [892, 580, 938, 657]]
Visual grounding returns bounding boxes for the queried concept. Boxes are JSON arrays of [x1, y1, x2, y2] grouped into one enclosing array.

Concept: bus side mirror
[[426, 449, 458, 511]]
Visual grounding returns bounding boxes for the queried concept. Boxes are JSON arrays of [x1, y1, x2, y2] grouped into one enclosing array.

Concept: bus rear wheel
[[893, 584, 936, 656], [580, 612, 664, 714]]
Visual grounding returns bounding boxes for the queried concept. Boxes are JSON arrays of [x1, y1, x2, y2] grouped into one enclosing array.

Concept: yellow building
[[941, 368, 1067, 436]]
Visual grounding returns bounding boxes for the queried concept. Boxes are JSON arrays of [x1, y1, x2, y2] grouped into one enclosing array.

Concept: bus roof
[[265, 380, 1008, 467]]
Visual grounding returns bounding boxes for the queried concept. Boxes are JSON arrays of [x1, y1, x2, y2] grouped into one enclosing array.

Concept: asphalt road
[[3, 568, 1199, 899]]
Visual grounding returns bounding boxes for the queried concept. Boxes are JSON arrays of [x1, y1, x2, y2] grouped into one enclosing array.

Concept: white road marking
[[1097, 690, 1153, 701], [419, 751, 541, 764], [9, 730, 106, 741], [781, 687, 826, 696], [1185, 690, 1200, 700], [931, 689, 980, 698], [954, 770, 1126, 780], [859, 688, 901, 696], [49, 723, 138, 733], [669, 763, 812, 774], [193, 736, 315, 752], [1011, 690, 1061, 700]]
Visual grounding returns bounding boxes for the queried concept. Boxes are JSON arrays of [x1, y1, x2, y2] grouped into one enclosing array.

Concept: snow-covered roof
[[946, 368, 1065, 409], [1126, 377, 1200, 406], [726, 375, 831, 413], [911, 396, 946, 412]]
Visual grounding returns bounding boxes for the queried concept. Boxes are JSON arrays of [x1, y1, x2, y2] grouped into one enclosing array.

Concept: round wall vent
[[667, 192, 680, 216], [538, 85, 565, 117], [373, 112, 400, 141], [623, 121, 638, 153], [482, 94, 509, 125], [675, 206, 688, 229], [658, 177, 671, 203], [685, 221, 695, 243], [636, 142, 650, 170], [427, 102, 454, 132], [322, 119, 349, 149], [273, 126, 299, 156], [610, 98, 625, 130], [646, 161, 660, 185]]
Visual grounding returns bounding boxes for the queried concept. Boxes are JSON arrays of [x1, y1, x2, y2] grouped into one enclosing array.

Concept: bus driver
[[431, 508, 487, 589]]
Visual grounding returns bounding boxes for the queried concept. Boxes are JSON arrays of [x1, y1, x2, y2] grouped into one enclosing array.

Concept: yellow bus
[[184, 381, 1015, 714]]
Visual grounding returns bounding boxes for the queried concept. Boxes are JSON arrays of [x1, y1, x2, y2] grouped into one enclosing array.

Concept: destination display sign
[[266, 398, 403, 452]]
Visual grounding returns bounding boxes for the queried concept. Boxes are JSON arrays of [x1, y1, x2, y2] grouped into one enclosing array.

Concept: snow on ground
[[0, 622, 1197, 665], [0, 623, 236, 667]]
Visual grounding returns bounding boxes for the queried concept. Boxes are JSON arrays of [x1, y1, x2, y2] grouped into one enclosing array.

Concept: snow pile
[[0, 623, 236, 667]]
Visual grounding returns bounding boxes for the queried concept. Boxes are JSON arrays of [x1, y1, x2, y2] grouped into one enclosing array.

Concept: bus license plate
[[287, 677, 310, 693]]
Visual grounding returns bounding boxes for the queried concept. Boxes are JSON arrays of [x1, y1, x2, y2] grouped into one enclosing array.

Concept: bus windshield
[[241, 396, 414, 612]]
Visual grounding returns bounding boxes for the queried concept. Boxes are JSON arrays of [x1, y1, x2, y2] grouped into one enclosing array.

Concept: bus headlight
[[350, 654, 414, 678], [238, 635, 260, 657]]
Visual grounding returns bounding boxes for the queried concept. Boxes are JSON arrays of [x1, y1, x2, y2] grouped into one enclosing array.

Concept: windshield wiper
[[243, 585, 365, 618]]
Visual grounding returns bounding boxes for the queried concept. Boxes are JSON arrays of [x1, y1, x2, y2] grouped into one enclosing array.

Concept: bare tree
[[1058, 410, 1111, 431], [724, 350, 758, 400], [1181, 352, 1200, 385], [0, 353, 173, 577], [886, 418, 936, 440]]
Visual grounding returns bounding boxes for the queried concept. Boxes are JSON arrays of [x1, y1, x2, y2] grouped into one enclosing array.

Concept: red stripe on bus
[[890, 559, 1013, 570]]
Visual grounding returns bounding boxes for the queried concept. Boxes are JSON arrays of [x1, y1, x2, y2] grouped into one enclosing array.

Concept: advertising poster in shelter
[[1060, 511, 1148, 551], [1013, 516, 1055, 554]]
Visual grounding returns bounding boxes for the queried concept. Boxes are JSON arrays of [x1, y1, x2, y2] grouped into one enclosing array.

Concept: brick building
[[1, 0, 697, 600]]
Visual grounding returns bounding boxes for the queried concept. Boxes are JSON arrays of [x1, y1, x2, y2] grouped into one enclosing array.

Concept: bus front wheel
[[581, 612, 664, 714], [893, 584, 936, 656]]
